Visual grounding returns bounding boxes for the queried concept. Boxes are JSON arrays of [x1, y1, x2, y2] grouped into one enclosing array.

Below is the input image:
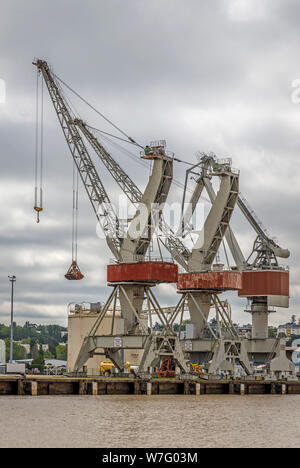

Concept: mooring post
[[79, 380, 87, 395], [31, 381, 38, 396], [134, 380, 140, 395], [184, 381, 190, 395], [196, 383, 201, 396], [229, 381, 234, 394], [281, 384, 287, 395], [240, 383, 245, 396], [17, 378, 25, 396], [92, 381, 98, 396], [146, 382, 152, 396]]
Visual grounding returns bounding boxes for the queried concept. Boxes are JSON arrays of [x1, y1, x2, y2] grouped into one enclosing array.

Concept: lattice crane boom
[[75, 120, 142, 205], [237, 193, 290, 260], [33, 59, 121, 261], [181, 153, 289, 268]]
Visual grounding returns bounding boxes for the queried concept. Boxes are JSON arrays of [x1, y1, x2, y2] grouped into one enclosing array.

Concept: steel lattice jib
[[107, 262, 178, 283]]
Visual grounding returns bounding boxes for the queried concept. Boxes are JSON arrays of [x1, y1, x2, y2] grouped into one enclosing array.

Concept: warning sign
[[113, 337, 122, 348]]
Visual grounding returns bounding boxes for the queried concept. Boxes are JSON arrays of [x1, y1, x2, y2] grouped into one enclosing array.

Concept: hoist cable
[[88, 123, 195, 162], [72, 161, 75, 261], [54, 73, 197, 162], [34, 70, 39, 208], [75, 169, 79, 262], [53, 72, 140, 146], [39, 77, 44, 209], [72, 161, 79, 262], [86, 124, 144, 149], [94, 131, 196, 194], [34, 70, 44, 222]]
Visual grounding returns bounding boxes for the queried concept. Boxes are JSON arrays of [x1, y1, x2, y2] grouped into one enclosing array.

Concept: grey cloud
[[0, 0, 299, 326]]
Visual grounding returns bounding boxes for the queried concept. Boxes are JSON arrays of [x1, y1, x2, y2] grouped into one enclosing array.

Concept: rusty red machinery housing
[[107, 261, 178, 283], [238, 270, 289, 298], [158, 357, 176, 378], [177, 271, 242, 291]]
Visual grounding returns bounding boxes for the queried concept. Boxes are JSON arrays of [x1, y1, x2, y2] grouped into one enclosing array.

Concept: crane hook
[[34, 206, 43, 223]]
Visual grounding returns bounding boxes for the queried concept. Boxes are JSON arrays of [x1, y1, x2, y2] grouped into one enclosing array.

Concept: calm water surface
[[0, 394, 299, 448]]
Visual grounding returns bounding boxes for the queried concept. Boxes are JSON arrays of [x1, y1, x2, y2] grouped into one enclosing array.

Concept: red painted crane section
[[177, 271, 242, 291], [107, 262, 178, 283], [238, 270, 289, 298]]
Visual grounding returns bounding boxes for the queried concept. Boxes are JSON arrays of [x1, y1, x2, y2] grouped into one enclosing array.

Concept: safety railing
[[109, 256, 175, 265], [178, 264, 237, 274]]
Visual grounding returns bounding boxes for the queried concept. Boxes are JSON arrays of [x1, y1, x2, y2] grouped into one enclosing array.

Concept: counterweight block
[[177, 271, 242, 291], [238, 270, 289, 307], [107, 261, 178, 283]]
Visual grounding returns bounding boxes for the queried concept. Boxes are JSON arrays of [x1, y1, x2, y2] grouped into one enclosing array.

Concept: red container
[[107, 262, 178, 283], [177, 271, 242, 291], [238, 270, 289, 298]]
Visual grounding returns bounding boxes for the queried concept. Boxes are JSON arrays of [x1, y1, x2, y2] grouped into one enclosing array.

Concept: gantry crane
[[74, 125, 293, 376], [187, 155, 290, 333], [73, 123, 251, 375], [177, 153, 294, 376], [72, 121, 190, 374], [173, 156, 253, 375], [75, 129, 252, 375], [33, 59, 189, 375], [33, 59, 293, 378]]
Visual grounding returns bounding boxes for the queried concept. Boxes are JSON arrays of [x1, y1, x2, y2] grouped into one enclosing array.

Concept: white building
[[20, 343, 30, 354], [277, 323, 300, 337]]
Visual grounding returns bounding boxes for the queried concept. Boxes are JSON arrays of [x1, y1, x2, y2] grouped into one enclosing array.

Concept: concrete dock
[[0, 375, 299, 396]]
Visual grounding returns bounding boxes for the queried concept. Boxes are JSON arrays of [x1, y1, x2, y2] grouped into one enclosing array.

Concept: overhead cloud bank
[[0, 0, 299, 326]]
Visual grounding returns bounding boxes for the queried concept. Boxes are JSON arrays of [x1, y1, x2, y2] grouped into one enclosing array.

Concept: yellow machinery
[[191, 363, 204, 376], [124, 361, 132, 374], [99, 360, 114, 376], [99, 360, 132, 376]]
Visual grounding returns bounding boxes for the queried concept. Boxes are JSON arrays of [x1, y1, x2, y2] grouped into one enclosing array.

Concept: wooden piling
[[79, 380, 87, 395], [17, 378, 25, 396], [92, 381, 98, 396], [134, 380, 141, 395], [31, 381, 38, 396], [184, 381, 190, 395]]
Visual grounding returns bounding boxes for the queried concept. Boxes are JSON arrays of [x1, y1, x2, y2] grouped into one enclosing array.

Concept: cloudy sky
[[0, 0, 299, 327]]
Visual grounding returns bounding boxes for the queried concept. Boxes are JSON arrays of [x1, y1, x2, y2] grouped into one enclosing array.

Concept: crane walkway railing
[[109, 256, 175, 265]]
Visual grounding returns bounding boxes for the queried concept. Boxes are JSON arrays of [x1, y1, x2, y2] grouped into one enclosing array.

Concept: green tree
[[44, 350, 54, 359], [30, 339, 39, 360], [56, 345, 67, 361], [268, 327, 277, 338], [31, 345, 45, 372], [4, 339, 26, 361], [286, 334, 300, 347]]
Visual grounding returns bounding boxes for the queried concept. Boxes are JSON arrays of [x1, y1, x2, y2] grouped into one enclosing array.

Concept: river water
[[0, 394, 299, 448]]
